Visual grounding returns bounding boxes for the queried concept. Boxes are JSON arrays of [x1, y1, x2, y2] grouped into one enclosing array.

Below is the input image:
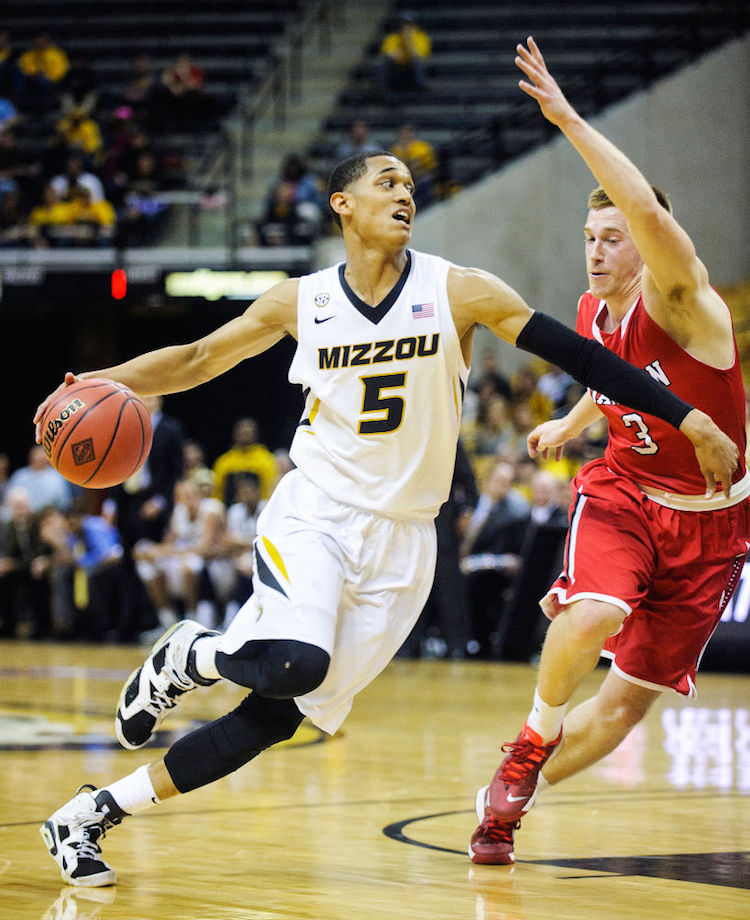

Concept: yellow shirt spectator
[[57, 111, 102, 156], [29, 199, 73, 227], [19, 35, 69, 83], [380, 19, 431, 64]]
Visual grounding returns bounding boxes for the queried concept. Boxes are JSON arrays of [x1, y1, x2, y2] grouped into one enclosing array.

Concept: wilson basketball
[[40, 378, 153, 489]]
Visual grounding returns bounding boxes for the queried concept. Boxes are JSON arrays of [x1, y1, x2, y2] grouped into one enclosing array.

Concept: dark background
[[2, 274, 304, 470]]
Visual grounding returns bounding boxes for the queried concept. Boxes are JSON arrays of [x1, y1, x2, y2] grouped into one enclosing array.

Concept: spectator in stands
[[119, 55, 158, 122], [0, 453, 10, 508], [133, 477, 233, 633], [460, 460, 530, 658], [0, 487, 53, 638], [57, 183, 116, 247], [152, 52, 220, 126], [401, 441, 478, 659], [257, 153, 325, 246], [35, 506, 77, 637], [212, 417, 278, 505], [0, 32, 24, 100], [0, 96, 19, 133], [56, 106, 103, 161], [5, 445, 72, 515], [510, 364, 555, 426], [378, 11, 431, 97], [0, 186, 32, 247], [389, 122, 437, 208], [116, 151, 168, 246], [472, 347, 513, 403], [63, 507, 125, 641], [60, 57, 98, 118], [223, 473, 265, 628], [473, 393, 512, 457], [111, 395, 185, 640], [527, 470, 569, 527], [334, 119, 381, 160], [536, 363, 574, 414], [0, 128, 38, 210], [28, 183, 72, 247], [51, 154, 104, 202], [17, 33, 69, 111], [115, 395, 185, 554], [183, 440, 213, 485]]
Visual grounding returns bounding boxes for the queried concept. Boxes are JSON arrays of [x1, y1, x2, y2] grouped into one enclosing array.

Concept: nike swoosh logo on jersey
[[314, 315, 335, 324]]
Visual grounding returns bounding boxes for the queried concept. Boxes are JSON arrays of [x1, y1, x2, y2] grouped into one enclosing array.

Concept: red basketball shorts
[[544, 460, 750, 696]]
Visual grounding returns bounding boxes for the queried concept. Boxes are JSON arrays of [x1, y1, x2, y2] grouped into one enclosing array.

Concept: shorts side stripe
[[566, 489, 586, 584]]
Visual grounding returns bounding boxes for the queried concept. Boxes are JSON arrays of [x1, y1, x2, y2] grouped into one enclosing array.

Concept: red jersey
[[576, 292, 747, 494]]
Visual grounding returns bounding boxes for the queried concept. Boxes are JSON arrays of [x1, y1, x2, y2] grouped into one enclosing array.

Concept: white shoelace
[[143, 664, 195, 718]]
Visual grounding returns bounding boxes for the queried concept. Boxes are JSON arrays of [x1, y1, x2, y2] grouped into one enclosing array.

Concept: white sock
[[526, 688, 567, 743], [101, 765, 159, 815], [536, 772, 550, 794], [193, 635, 221, 681]]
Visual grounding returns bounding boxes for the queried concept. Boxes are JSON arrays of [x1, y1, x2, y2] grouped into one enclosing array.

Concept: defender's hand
[[527, 418, 574, 461], [515, 36, 578, 128], [679, 409, 739, 498]]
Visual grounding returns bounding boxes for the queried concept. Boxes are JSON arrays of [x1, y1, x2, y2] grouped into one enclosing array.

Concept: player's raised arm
[[34, 279, 299, 442], [513, 36, 729, 348], [448, 266, 738, 496]]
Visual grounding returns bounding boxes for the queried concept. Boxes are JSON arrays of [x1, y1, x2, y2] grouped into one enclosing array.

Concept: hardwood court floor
[[1, 640, 749, 920]]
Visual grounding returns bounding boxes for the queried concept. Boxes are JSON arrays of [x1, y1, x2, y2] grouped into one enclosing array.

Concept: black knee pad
[[164, 693, 304, 793], [215, 638, 330, 698]]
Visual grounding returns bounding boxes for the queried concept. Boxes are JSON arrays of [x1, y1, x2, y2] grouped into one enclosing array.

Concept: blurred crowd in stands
[[0, 358, 611, 660], [0, 16, 449, 251], [0, 30, 229, 249]]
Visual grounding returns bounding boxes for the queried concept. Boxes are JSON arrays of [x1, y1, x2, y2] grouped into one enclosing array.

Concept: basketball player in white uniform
[[35, 152, 736, 887]]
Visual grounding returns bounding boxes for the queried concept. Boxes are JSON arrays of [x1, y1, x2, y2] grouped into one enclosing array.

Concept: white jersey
[[288, 249, 469, 520]]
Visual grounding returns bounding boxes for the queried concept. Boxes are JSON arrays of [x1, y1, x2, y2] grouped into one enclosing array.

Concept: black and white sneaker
[[115, 620, 219, 750], [40, 786, 124, 887]]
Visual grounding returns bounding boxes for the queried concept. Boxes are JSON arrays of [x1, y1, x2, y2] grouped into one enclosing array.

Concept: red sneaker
[[486, 723, 562, 822], [469, 786, 519, 865]]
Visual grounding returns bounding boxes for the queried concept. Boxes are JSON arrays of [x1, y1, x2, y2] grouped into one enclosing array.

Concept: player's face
[[345, 155, 416, 244], [584, 207, 643, 300]]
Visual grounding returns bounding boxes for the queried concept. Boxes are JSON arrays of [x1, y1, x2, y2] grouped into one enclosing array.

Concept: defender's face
[[584, 206, 643, 300], [342, 155, 415, 243]]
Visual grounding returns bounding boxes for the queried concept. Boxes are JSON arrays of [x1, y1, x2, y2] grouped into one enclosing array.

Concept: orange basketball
[[39, 378, 153, 489]]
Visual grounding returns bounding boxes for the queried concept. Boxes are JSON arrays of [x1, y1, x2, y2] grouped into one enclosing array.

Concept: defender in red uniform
[[470, 37, 750, 865]]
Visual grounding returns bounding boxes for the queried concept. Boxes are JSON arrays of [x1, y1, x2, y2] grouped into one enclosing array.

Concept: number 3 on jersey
[[359, 373, 406, 434], [622, 411, 659, 455]]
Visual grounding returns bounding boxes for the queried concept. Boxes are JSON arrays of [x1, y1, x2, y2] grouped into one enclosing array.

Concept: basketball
[[39, 378, 153, 489]]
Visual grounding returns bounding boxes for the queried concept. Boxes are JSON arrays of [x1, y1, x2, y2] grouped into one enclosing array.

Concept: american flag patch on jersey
[[411, 302, 434, 318]]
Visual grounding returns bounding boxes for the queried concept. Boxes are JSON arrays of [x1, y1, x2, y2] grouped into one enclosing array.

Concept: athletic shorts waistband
[[637, 469, 750, 511]]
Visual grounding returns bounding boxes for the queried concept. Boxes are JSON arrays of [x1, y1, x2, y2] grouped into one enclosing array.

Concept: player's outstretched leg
[[40, 785, 126, 887], [116, 620, 220, 749], [483, 723, 562, 822], [469, 785, 520, 865]]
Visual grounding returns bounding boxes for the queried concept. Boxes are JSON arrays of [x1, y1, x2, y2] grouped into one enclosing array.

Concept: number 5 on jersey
[[359, 373, 406, 434]]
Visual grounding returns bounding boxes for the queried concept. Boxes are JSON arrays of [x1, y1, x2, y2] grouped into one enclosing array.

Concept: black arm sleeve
[[516, 312, 692, 430]]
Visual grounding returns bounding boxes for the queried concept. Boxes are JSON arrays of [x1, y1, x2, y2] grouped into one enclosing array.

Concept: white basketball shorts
[[216, 469, 437, 733]]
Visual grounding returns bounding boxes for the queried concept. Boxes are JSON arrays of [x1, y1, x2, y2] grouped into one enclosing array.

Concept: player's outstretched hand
[[515, 36, 578, 128], [679, 409, 739, 498], [527, 418, 574, 462], [34, 371, 81, 444]]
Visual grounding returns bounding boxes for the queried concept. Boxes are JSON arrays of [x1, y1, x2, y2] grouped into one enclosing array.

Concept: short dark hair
[[327, 152, 391, 226], [588, 184, 672, 214]]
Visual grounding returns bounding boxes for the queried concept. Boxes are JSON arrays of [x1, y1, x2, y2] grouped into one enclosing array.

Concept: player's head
[[327, 153, 416, 242], [583, 185, 671, 300]]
